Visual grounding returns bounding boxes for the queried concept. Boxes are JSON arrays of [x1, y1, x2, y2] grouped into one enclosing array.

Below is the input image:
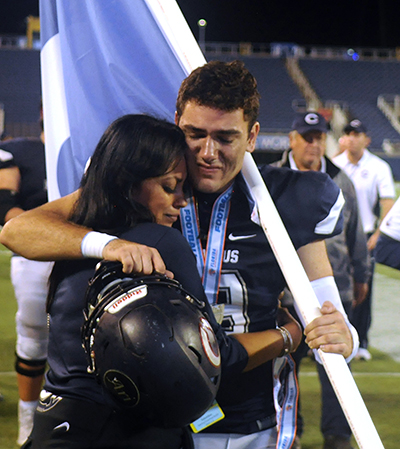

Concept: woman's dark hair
[[71, 114, 188, 231], [47, 114, 187, 310]]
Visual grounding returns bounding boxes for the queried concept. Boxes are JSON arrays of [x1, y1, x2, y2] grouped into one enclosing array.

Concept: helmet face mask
[[82, 261, 221, 428]]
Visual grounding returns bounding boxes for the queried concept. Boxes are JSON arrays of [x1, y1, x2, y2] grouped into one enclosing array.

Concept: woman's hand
[[103, 238, 173, 277]]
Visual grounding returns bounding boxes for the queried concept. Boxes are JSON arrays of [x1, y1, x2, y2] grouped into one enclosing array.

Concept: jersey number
[[218, 270, 249, 333]]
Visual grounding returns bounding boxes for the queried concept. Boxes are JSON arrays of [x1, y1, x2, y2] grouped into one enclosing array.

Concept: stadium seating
[[206, 54, 301, 133], [299, 59, 400, 150]]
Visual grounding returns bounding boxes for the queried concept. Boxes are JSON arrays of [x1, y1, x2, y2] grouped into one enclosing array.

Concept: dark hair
[[71, 114, 188, 231], [176, 60, 260, 131], [47, 114, 187, 311]]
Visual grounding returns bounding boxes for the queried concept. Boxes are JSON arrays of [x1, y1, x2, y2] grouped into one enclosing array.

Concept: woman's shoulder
[[119, 222, 187, 248]]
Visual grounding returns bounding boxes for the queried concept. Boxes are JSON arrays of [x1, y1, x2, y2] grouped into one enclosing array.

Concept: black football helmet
[[82, 261, 221, 428]]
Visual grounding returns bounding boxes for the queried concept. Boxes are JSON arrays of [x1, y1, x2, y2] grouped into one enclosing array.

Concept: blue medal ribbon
[[181, 183, 298, 445], [273, 355, 299, 449], [180, 185, 233, 305]]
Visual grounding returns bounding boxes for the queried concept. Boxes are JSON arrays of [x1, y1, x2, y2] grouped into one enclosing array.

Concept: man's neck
[[194, 189, 221, 205], [347, 149, 364, 164], [289, 151, 322, 172]]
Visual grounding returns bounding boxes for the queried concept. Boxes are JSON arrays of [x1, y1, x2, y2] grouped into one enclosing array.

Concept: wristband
[[81, 231, 118, 259], [306, 276, 359, 363]]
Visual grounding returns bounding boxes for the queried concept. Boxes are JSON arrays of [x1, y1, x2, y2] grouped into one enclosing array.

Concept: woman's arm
[[232, 306, 302, 372], [158, 228, 302, 374]]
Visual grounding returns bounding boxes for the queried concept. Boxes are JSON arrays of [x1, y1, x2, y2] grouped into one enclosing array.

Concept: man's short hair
[[176, 60, 260, 131]]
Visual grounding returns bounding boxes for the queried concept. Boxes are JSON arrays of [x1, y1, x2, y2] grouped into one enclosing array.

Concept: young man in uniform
[[1, 61, 358, 449], [0, 129, 53, 446]]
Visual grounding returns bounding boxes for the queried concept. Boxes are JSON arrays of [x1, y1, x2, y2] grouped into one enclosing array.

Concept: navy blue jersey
[[177, 165, 343, 433], [45, 223, 248, 406], [0, 137, 47, 210]]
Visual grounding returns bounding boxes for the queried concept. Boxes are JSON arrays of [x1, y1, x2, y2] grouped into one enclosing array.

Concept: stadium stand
[[205, 46, 400, 175], [299, 59, 400, 150], [206, 54, 301, 133], [1, 42, 400, 176], [0, 49, 41, 138]]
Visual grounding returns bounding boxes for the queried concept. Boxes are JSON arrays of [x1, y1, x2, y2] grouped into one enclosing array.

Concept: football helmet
[[82, 261, 221, 428]]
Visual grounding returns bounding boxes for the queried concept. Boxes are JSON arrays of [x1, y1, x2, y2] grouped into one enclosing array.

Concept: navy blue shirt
[[176, 165, 343, 432]]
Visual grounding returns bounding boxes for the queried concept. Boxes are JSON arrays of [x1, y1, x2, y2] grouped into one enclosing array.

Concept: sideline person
[[1, 61, 358, 449], [274, 111, 369, 449], [334, 119, 395, 361], [0, 123, 53, 446]]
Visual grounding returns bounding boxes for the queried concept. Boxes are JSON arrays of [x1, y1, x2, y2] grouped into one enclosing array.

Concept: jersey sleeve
[[260, 165, 344, 249], [377, 160, 396, 199], [380, 196, 400, 241]]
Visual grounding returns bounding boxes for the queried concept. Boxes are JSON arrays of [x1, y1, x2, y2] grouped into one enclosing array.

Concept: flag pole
[[145, 1, 384, 447]]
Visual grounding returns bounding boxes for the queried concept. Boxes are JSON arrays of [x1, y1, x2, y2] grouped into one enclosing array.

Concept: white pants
[[193, 427, 278, 449], [11, 256, 53, 361]]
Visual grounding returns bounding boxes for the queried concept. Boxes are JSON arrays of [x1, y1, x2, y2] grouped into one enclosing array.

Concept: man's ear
[[174, 111, 179, 126], [247, 121, 260, 153], [288, 131, 296, 147]]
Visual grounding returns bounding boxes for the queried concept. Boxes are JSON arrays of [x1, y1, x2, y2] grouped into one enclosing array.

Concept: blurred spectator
[[273, 112, 369, 449], [334, 119, 395, 361], [0, 123, 53, 446]]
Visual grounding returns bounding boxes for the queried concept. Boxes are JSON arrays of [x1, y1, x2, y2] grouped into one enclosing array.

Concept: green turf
[[0, 245, 399, 448], [298, 351, 400, 448]]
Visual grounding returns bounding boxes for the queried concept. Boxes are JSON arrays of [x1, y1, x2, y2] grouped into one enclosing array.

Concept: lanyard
[[273, 355, 299, 449], [180, 185, 233, 305]]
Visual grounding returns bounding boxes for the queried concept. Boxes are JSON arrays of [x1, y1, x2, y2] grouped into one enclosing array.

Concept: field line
[[300, 371, 400, 377]]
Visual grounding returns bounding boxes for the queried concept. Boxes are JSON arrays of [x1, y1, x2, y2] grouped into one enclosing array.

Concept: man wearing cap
[[274, 112, 369, 449], [334, 119, 395, 361]]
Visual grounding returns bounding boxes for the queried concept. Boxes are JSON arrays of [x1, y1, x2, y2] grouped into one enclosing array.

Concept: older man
[[274, 111, 369, 449]]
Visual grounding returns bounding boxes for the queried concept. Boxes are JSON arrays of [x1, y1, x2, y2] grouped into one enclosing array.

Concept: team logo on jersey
[[223, 249, 239, 264], [38, 390, 63, 412]]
